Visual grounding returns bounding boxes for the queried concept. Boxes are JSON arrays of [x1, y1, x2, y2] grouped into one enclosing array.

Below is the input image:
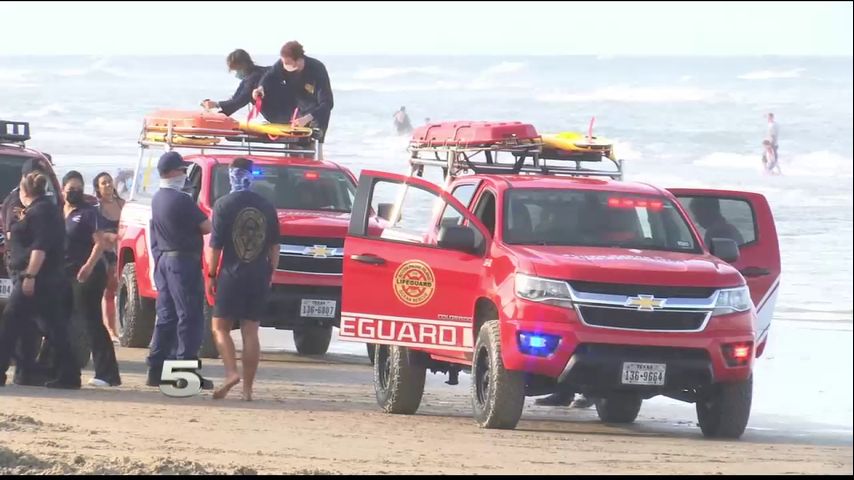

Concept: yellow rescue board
[[542, 131, 616, 160], [238, 121, 313, 138]]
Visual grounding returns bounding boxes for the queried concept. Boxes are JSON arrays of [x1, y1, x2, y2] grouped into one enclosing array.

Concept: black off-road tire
[[374, 344, 426, 414], [198, 301, 219, 359], [696, 375, 753, 439], [595, 393, 643, 423], [117, 263, 156, 348], [293, 325, 333, 355], [471, 320, 526, 429]]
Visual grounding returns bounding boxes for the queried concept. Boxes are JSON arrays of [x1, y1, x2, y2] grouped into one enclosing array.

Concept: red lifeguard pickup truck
[[339, 121, 780, 438], [116, 111, 377, 358]]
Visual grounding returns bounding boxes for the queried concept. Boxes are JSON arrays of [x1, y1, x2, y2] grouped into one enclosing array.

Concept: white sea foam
[[738, 68, 805, 80]]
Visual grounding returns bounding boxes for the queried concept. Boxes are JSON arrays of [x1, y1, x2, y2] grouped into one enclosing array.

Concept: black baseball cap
[[157, 151, 188, 176]]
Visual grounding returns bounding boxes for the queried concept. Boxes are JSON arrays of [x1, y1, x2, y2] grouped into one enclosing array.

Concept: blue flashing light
[[252, 170, 262, 176], [518, 332, 560, 357]]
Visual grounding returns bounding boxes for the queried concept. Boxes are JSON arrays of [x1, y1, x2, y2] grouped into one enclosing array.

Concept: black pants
[[70, 263, 120, 384], [0, 275, 80, 385]]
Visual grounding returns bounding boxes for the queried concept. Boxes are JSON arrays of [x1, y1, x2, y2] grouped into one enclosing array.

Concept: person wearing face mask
[[146, 152, 214, 389], [253, 41, 334, 143], [61, 171, 121, 387], [0, 170, 80, 388], [201, 49, 295, 124], [205, 158, 278, 401]]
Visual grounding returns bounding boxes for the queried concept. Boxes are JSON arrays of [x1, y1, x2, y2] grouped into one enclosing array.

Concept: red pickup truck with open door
[[339, 121, 781, 438]]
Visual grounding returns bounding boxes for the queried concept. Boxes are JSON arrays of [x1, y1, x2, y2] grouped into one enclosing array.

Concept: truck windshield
[[212, 165, 355, 213], [503, 189, 700, 253]]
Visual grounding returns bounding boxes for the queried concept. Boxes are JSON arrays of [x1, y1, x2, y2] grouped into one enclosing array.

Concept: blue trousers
[[147, 254, 204, 369]]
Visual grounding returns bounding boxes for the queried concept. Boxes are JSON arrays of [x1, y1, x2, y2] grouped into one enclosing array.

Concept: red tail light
[[304, 171, 320, 180]]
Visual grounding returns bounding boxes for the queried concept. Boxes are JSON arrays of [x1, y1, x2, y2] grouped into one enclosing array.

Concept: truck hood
[[277, 210, 382, 238], [514, 246, 743, 288]]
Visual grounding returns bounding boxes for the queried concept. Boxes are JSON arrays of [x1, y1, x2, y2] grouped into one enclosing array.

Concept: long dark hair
[[93, 171, 125, 207]]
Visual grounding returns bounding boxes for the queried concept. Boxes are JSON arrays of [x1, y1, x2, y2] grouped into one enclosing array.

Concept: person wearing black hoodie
[[202, 49, 294, 124]]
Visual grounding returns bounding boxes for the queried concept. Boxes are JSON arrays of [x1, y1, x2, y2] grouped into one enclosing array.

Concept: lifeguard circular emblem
[[393, 260, 436, 307]]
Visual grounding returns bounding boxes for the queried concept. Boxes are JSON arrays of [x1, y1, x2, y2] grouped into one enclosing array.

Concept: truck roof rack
[[137, 120, 323, 160], [407, 121, 623, 181], [0, 120, 31, 145]]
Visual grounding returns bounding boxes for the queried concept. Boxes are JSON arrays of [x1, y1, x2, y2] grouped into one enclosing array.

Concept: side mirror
[[377, 203, 397, 222], [438, 225, 478, 254], [710, 237, 740, 263]]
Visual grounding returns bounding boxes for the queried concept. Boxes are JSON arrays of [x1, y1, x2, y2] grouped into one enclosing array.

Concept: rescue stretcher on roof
[[407, 121, 623, 181], [136, 110, 323, 159]]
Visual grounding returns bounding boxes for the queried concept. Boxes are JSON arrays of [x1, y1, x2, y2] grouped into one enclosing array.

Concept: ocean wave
[[0, 68, 39, 88], [480, 61, 526, 76], [58, 58, 129, 78], [337, 79, 530, 93], [738, 68, 805, 80], [537, 86, 719, 103], [352, 66, 443, 80]]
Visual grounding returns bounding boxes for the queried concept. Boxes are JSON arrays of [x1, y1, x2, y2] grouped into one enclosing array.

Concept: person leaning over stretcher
[[252, 41, 334, 143], [201, 49, 295, 124]]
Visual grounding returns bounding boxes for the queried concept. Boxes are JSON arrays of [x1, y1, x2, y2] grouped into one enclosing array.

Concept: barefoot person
[[206, 158, 278, 400]]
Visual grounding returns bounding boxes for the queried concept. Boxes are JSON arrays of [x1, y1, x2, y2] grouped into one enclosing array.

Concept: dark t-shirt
[[65, 203, 105, 271], [9, 195, 65, 278], [210, 190, 278, 280], [151, 187, 207, 257]]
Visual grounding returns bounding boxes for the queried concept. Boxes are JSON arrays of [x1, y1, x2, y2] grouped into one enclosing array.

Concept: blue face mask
[[235, 70, 247, 80], [229, 168, 252, 192]]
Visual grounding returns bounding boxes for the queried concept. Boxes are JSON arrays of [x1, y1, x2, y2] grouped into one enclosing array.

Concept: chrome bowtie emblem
[[306, 245, 331, 258], [625, 294, 665, 311]]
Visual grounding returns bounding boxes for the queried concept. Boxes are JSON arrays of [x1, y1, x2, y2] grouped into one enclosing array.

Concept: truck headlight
[[515, 274, 573, 307], [713, 286, 752, 316]]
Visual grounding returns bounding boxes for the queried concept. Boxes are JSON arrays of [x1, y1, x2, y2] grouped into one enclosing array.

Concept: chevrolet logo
[[305, 245, 331, 258], [625, 295, 665, 311]]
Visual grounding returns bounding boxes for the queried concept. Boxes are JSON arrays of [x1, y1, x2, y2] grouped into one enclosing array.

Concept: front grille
[[278, 255, 343, 274], [278, 236, 344, 274], [578, 305, 708, 331], [570, 281, 716, 299]]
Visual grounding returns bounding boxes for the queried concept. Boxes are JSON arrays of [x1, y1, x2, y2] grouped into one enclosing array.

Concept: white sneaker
[[88, 378, 111, 387]]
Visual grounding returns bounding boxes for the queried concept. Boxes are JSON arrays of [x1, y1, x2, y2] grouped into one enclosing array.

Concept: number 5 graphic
[[160, 360, 202, 398]]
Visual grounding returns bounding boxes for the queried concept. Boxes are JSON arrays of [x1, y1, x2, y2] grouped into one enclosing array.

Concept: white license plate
[[300, 299, 336, 318], [621, 362, 666, 386], [0, 278, 12, 299]]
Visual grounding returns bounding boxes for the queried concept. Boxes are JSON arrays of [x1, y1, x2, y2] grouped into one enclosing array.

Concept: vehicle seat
[[507, 201, 533, 241]]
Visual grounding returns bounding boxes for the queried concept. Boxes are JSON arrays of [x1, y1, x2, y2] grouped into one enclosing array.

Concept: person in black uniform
[[146, 152, 213, 389], [0, 170, 80, 388], [253, 41, 334, 143], [201, 49, 295, 124], [61, 171, 121, 387], [1, 158, 55, 385], [205, 158, 278, 401]]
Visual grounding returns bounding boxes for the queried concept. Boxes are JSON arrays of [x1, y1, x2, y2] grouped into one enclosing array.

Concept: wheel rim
[[377, 346, 391, 391], [475, 344, 491, 407]]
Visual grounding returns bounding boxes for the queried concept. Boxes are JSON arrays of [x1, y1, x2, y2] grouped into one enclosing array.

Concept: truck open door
[[341, 170, 491, 362], [669, 189, 781, 357]]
